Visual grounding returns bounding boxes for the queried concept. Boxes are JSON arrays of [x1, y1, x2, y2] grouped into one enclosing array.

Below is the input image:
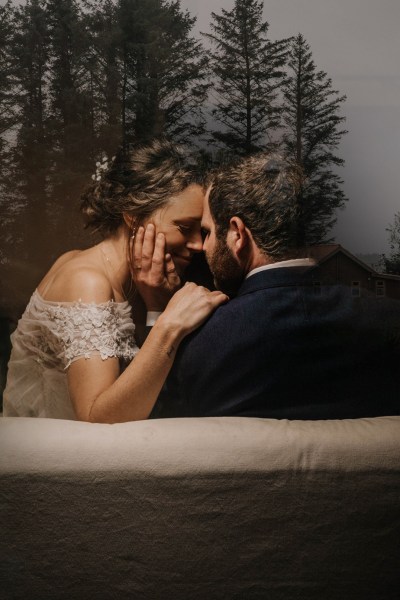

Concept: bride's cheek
[[164, 230, 180, 250]]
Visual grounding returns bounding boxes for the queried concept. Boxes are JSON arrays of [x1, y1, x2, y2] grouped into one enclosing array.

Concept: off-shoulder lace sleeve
[[25, 294, 139, 369]]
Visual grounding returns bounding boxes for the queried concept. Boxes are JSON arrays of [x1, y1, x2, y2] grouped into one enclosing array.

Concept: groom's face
[[202, 188, 244, 296]]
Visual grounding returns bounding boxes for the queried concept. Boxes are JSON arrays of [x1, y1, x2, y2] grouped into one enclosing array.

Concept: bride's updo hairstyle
[[81, 138, 200, 237]]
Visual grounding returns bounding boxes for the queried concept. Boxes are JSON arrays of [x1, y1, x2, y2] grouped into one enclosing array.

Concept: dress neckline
[[33, 288, 131, 307]]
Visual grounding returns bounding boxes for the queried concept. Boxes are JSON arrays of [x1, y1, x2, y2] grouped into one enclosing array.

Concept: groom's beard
[[206, 237, 244, 297]]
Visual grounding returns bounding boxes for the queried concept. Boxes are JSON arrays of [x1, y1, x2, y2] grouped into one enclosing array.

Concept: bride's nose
[[186, 231, 203, 253]]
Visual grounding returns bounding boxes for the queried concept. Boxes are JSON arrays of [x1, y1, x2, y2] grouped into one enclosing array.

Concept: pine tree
[[118, 0, 157, 144], [0, 1, 16, 154], [1, 0, 49, 268], [81, 0, 122, 155], [205, 0, 288, 155], [44, 0, 97, 256], [281, 33, 348, 245], [154, 0, 209, 144], [381, 213, 400, 275], [0, 0, 54, 312], [118, 0, 208, 146], [46, 0, 93, 164], [0, 0, 17, 240], [0, 0, 16, 393]]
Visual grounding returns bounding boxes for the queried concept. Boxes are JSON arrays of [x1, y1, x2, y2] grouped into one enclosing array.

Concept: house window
[[351, 281, 360, 297], [376, 280, 385, 297]]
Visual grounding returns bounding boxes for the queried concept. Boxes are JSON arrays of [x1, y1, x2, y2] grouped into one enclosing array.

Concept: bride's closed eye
[[177, 224, 191, 233]]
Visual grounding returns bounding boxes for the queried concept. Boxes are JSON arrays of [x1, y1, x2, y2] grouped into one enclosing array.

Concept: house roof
[[309, 244, 400, 281]]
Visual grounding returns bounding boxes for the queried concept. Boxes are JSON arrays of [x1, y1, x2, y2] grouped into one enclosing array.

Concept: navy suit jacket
[[154, 267, 400, 419]]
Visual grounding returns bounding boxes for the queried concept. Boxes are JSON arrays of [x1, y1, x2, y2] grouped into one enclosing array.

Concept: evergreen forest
[[0, 0, 348, 320]]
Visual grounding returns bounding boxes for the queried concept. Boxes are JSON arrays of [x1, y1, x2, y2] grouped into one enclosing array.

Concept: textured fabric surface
[[1, 416, 400, 599]]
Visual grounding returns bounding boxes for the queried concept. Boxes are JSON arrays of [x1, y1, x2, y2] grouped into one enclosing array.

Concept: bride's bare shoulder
[[37, 247, 113, 304], [54, 249, 82, 266]]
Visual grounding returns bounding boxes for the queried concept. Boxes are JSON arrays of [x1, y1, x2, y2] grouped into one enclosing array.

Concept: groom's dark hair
[[208, 153, 304, 260]]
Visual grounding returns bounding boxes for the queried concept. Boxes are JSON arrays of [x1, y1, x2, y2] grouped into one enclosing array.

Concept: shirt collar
[[246, 258, 316, 280]]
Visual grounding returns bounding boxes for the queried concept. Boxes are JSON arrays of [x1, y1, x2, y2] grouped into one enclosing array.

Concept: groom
[[156, 153, 400, 419]]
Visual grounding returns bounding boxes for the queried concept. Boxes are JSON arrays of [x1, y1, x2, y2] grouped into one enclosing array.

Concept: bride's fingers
[[165, 253, 176, 273], [210, 289, 230, 303], [151, 232, 167, 278], [165, 253, 180, 287], [141, 224, 156, 272], [132, 226, 145, 275]]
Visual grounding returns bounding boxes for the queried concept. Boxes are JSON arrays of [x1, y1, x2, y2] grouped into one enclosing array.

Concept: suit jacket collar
[[237, 266, 318, 297]]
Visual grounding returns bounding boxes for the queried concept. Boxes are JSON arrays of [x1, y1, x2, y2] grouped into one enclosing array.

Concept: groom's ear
[[228, 216, 251, 257]]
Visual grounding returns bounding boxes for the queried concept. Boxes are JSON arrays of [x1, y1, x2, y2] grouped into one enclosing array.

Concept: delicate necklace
[[99, 242, 133, 303]]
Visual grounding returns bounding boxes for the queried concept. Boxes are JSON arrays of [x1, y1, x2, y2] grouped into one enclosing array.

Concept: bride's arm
[[67, 281, 227, 423]]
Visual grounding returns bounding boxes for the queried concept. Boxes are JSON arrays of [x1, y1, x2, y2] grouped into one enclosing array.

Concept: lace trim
[[24, 292, 138, 369]]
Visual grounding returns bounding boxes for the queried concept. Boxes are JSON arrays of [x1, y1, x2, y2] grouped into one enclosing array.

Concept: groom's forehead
[[201, 187, 214, 226]]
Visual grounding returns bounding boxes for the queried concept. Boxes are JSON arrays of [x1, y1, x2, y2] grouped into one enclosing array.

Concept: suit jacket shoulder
[[154, 267, 400, 419]]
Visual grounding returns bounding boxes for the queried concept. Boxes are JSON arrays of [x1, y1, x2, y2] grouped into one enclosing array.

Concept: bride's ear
[[228, 216, 251, 257], [123, 213, 139, 234], [123, 213, 134, 229]]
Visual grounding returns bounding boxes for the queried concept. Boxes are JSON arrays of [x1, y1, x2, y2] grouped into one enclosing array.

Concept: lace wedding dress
[[3, 290, 139, 419]]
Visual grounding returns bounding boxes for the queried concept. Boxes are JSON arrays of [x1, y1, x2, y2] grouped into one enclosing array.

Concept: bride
[[3, 139, 227, 422]]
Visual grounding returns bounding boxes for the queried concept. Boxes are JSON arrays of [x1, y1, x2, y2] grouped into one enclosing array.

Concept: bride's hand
[[131, 224, 181, 311], [158, 282, 229, 339]]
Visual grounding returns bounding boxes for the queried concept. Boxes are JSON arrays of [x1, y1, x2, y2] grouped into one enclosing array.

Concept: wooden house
[[308, 244, 400, 301]]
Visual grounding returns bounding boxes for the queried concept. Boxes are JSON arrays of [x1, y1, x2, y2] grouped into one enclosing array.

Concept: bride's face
[[148, 184, 204, 273]]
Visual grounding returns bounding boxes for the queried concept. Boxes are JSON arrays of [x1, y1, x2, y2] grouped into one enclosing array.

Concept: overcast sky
[[182, 0, 400, 255]]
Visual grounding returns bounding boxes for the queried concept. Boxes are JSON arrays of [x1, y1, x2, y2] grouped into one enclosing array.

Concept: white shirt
[[246, 258, 316, 280], [147, 259, 316, 325]]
